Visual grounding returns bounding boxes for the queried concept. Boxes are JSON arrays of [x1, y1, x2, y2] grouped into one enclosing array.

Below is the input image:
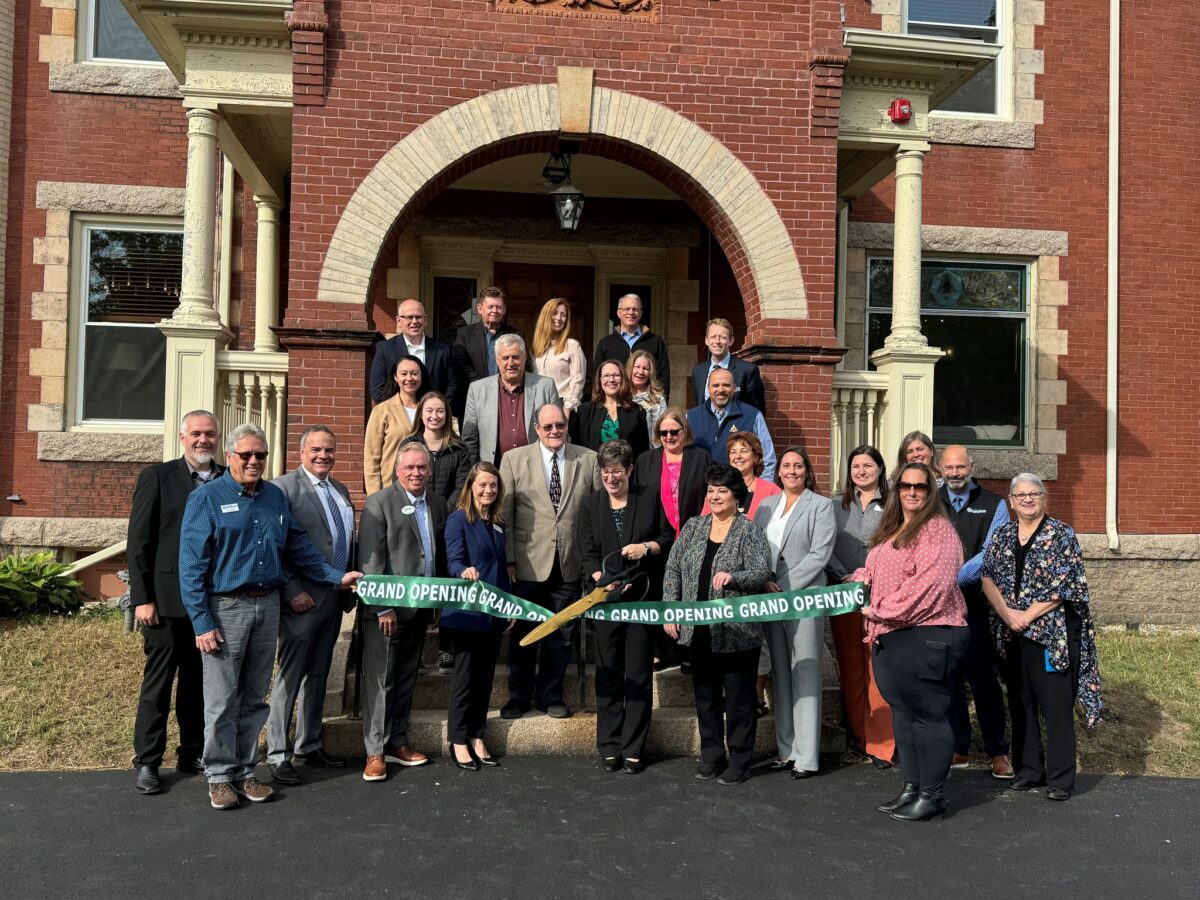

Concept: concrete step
[[322, 708, 845, 759]]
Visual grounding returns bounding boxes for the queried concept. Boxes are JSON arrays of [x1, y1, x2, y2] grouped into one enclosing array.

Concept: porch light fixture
[[543, 150, 585, 232]]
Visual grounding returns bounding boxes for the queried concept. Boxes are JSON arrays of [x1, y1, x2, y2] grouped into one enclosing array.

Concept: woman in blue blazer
[[444, 461, 510, 771]]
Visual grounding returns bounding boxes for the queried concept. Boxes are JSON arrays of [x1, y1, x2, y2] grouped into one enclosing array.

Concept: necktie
[[414, 496, 434, 577], [318, 481, 349, 571], [550, 454, 562, 511], [953, 496, 964, 513]]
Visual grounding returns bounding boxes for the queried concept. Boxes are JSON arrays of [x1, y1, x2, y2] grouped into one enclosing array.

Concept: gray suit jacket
[[499, 441, 601, 583], [275, 467, 356, 611], [359, 482, 449, 623], [753, 491, 837, 592], [461, 373, 562, 464]]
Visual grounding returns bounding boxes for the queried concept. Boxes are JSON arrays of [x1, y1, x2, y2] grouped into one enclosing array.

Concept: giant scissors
[[518, 549, 651, 646]]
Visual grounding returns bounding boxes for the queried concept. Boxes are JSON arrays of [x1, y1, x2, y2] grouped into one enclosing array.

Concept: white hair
[[1009, 472, 1046, 495], [494, 333, 526, 357], [224, 423, 267, 453]]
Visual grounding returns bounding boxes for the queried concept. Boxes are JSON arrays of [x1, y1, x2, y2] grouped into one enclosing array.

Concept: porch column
[[253, 195, 282, 352], [159, 105, 232, 460], [870, 143, 941, 458]]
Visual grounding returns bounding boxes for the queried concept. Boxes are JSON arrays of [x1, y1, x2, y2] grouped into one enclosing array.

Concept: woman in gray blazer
[[753, 447, 836, 779], [663, 464, 771, 786]]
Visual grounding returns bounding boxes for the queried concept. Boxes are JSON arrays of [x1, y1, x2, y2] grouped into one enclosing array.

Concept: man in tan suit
[[499, 403, 601, 719]]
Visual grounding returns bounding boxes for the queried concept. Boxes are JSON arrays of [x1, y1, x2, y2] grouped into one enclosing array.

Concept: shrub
[[0, 552, 88, 617]]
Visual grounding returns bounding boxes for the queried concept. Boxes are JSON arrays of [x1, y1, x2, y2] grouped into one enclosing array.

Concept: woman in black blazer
[[569, 360, 650, 460], [443, 462, 510, 771], [578, 440, 675, 774]]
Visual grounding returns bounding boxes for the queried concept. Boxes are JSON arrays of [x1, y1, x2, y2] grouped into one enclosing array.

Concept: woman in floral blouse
[[850, 461, 968, 822], [982, 473, 1102, 802]]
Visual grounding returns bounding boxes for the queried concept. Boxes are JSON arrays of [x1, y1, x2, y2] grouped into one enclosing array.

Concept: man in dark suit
[[127, 409, 222, 795], [358, 441, 449, 781], [450, 286, 524, 421], [370, 298, 458, 406], [690, 317, 766, 413], [594, 293, 671, 401], [265, 425, 356, 785]]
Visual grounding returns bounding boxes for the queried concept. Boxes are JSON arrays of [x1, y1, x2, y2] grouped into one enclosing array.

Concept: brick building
[[0, 0, 1195, 625]]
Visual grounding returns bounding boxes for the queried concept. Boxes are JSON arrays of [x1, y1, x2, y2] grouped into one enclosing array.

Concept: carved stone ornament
[[496, 0, 657, 21]]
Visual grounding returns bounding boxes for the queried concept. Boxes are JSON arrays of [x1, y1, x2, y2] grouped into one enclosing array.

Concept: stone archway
[[316, 80, 807, 322]]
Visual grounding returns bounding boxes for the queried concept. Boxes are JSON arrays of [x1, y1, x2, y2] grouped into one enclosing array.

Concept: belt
[[222, 587, 278, 599]]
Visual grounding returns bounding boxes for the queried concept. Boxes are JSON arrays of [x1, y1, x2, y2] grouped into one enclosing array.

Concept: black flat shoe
[[869, 755, 894, 770], [767, 759, 793, 771], [1010, 776, 1047, 792], [601, 757, 622, 773], [268, 761, 302, 785], [790, 768, 816, 780], [890, 795, 947, 822], [877, 782, 919, 814], [134, 765, 161, 795], [695, 758, 726, 781], [717, 769, 750, 787], [297, 748, 346, 769], [622, 759, 644, 775], [1045, 787, 1071, 801], [175, 754, 203, 775]]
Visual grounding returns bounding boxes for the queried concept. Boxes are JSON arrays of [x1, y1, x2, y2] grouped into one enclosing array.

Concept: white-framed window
[[866, 257, 1029, 447], [904, 0, 1007, 117], [71, 217, 182, 428], [79, 0, 162, 64]]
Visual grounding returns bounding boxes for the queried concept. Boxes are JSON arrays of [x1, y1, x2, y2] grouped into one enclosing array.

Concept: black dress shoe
[[297, 748, 345, 769], [890, 794, 947, 822], [454, 755, 481, 771], [717, 769, 750, 787], [175, 753, 203, 775], [767, 758, 794, 771], [543, 704, 572, 719], [1045, 787, 1071, 801], [1010, 776, 1047, 791], [601, 757, 622, 773], [790, 768, 816, 780], [135, 765, 161, 795], [694, 759, 725, 781], [877, 782, 919, 814], [755, 702, 769, 719], [869, 755, 894, 770], [622, 759, 644, 775], [471, 746, 500, 767], [500, 702, 529, 720], [268, 761, 302, 785]]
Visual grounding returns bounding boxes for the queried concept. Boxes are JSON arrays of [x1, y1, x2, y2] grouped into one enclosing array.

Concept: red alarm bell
[[888, 98, 913, 123]]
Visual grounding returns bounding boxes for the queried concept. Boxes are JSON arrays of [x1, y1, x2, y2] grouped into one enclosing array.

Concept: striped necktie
[[318, 481, 349, 571]]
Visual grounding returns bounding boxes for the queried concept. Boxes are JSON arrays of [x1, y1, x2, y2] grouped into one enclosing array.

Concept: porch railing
[[829, 370, 889, 493], [216, 350, 288, 479]]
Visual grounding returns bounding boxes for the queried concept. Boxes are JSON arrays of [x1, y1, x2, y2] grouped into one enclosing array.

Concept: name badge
[[493, 524, 503, 533], [401, 505, 416, 515], [220, 503, 239, 514]]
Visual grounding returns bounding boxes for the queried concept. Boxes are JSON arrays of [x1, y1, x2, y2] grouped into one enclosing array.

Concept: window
[[74, 222, 182, 425], [866, 258, 1028, 446], [83, 0, 161, 64], [904, 0, 1003, 116]]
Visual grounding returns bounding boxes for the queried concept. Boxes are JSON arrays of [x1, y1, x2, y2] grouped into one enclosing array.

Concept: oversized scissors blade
[[518, 587, 608, 646]]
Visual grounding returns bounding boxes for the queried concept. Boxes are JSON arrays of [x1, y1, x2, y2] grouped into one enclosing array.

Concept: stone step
[[322, 708, 845, 759]]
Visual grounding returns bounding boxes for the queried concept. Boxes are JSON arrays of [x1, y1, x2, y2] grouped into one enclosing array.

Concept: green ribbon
[[356, 575, 869, 625]]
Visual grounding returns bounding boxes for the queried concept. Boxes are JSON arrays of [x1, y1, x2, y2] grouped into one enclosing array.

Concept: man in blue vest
[[939, 444, 1013, 780], [686, 367, 776, 480]]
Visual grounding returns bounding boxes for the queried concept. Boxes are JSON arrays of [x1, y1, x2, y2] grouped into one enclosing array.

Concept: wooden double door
[[493, 262, 595, 362]]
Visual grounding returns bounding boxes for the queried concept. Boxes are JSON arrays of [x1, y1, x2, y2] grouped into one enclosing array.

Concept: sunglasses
[[659, 428, 682, 438], [541, 423, 567, 432], [231, 450, 268, 462], [896, 481, 931, 494]]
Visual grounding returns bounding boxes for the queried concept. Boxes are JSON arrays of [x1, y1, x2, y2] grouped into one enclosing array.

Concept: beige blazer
[[499, 441, 601, 582], [364, 394, 416, 495]]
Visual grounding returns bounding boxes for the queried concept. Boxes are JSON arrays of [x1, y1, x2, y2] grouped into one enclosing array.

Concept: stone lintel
[[37, 431, 164, 463], [848, 222, 1068, 257], [36, 181, 186, 216]]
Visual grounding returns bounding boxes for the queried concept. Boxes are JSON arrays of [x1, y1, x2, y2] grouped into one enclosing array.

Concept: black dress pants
[[444, 626, 502, 743], [690, 628, 759, 776], [950, 595, 1011, 757], [872, 625, 969, 797], [507, 555, 579, 708], [133, 614, 205, 766], [594, 620, 655, 760], [1002, 611, 1082, 792]]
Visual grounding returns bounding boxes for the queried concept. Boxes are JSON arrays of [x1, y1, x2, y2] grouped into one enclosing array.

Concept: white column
[[253, 195, 282, 352], [174, 107, 222, 325], [885, 146, 927, 350]]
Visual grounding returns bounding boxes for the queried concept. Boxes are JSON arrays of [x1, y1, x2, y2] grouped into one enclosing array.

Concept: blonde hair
[[531, 298, 571, 359], [627, 350, 664, 405]]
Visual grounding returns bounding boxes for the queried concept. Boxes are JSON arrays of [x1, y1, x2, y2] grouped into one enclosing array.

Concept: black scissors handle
[[597, 549, 651, 603]]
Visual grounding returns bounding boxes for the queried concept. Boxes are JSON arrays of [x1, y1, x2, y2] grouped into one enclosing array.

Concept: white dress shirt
[[405, 337, 427, 365], [302, 466, 354, 543], [539, 442, 567, 498]]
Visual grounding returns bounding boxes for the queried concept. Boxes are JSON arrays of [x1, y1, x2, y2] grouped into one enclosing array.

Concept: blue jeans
[[201, 593, 280, 783]]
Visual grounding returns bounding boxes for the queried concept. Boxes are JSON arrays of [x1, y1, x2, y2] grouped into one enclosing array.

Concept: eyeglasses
[[659, 428, 682, 438], [231, 451, 268, 462], [397, 314, 425, 322], [541, 423, 567, 432], [1011, 491, 1044, 501], [896, 481, 931, 494]]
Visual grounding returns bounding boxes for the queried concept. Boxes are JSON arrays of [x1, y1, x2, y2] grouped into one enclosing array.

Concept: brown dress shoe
[[384, 744, 429, 767], [232, 777, 275, 803], [950, 752, 970, 769], [991, 754, 1015, 779], [363, 755, 388, 781], [208, 782, 239, 810]]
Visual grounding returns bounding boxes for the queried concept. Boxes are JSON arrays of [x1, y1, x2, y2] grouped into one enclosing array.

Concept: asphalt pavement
[[2, 757, 1197, 899]]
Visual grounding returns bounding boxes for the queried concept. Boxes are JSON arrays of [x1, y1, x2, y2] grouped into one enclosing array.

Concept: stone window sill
[[48, 61, 180, 99], [38, 431, 163, 464]]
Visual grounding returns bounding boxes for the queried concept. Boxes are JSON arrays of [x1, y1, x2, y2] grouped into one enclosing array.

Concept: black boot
[[890, 792, 947, 822], [876, 782, 919, 814]]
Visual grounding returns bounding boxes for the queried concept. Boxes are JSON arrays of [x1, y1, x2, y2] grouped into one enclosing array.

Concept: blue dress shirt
[[178, 472, 345, 635], [950, 487, 1010, 586]]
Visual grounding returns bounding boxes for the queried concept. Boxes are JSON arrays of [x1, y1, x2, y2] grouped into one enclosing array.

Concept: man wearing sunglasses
[[179, 424, 363, 810], [369, 297, 457, 407]]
